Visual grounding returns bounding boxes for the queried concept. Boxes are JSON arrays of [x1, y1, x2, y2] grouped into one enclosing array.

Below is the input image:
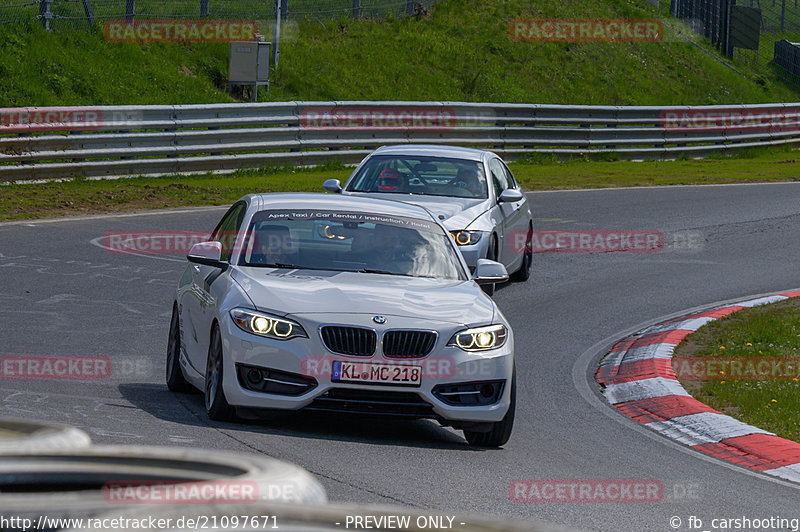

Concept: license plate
[[332, 360, 422, 387]]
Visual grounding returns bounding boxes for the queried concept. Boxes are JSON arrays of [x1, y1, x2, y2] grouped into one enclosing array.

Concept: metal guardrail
[[1, 101, 799, 182]]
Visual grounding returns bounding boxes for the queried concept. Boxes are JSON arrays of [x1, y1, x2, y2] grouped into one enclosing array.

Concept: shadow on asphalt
[[118, 383, 488, 451]]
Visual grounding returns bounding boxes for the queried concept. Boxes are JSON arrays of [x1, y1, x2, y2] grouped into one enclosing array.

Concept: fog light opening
[[246, 368, 262, 385]]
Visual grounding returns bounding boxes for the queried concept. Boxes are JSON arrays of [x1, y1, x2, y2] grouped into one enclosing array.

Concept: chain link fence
[[736, 0, 800, 84], [670, 0, 800, 85], [0, 0, 435, 29]]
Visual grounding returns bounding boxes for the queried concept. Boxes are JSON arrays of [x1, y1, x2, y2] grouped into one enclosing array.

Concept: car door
[[501, 160, 532, 261], [183, 201, 246, 374], [488, 158, 524, 270]]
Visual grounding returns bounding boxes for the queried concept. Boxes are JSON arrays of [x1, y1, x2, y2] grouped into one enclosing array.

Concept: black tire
[[481, 234, 498, 296], [205, 324, 236, 421], [510, 224, 532, 282], [464, 371, 515, 448], [166, 305, 193, 393]]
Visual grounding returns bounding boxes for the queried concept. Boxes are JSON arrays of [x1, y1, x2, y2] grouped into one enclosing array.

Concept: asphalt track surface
[[2, 182, 800, 531]]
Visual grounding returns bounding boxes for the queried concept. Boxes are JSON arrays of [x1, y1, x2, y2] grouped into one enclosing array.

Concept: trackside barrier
[[1, 101, 799, 181]]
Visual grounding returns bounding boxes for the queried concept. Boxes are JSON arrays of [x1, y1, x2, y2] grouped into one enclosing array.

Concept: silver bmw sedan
[[167, 193, 516, 447], [324, 145, 533, 295]]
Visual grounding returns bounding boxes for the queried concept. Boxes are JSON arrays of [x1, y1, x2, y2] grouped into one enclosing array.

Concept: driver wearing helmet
[[376, 168, 408, 193], [453, 166, 485, 197]]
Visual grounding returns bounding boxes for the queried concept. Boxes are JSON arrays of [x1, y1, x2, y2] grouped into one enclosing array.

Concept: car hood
[[232, 267, 495, 325], [345, 192, 488, 231]]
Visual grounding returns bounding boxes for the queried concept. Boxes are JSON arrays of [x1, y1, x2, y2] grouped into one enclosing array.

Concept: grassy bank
[[2, 147, 799, 221], [0, 0, 798, 107], [674, 297, 800, 443]]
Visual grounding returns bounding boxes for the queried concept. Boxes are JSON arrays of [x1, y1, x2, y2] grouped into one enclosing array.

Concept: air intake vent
[[383, 330, 437, 358], [306, 389, 434, 418], [320, 326, 376, 357]]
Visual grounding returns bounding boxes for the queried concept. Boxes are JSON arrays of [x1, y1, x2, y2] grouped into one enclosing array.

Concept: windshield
[[238, 209, 466, 280], [346, 155, 488, 199]]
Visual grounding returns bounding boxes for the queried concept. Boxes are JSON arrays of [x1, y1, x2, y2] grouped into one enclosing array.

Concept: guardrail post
[[605, 122, 616, 151], [125, 0, 135, 23], [352, 0, 360, 18], [38, 0, 52, 31], [200, 0, 209, 17], [579, 123, 589, 152]]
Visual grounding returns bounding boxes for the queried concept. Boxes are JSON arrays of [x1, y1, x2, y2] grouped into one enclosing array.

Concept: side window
[[211, 202, 246, 262], [500, 161, 518, 189], [489, 159, 509, 198]]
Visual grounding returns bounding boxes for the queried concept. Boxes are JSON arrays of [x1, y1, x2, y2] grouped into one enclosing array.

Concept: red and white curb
[[597, 290, 800, 483]]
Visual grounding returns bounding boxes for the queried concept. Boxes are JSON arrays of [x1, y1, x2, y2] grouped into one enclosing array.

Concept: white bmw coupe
[[167, 193, 515, 447]]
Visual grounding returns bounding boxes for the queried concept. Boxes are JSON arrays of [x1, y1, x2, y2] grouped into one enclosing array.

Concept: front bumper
[[452, 234, 490, 272], [219, 312, 514, 424]]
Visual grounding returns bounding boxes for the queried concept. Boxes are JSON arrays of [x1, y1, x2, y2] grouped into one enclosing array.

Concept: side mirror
[[323, 179, 342, 193], [473, 258, 508, 285], [187, 241, 228, 270], [498, 189, 524, 203]]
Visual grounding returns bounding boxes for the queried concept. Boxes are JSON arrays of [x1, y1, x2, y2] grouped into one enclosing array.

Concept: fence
[[670, 0, 800, 84], [1, 101, 799, 182], [0, 0, 435, 30], [670, 0, 734, 56]]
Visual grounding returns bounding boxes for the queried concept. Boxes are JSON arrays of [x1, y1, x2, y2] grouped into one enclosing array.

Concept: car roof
[[371, 144, 491, 162], [247, 192, 439, 222]]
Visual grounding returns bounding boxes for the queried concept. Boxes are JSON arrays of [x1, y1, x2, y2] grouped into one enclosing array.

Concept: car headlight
[[450, 230, 483, 246], [448, 324, 507, 351], [230, 308, 307, 340]]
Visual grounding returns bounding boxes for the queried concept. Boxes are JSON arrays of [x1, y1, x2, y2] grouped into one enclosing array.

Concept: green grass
[[1, 0, 799, 107], [674, 297, 800, 443], [2, 146, 799, 221], [0, 163, 351, 220], [654, 0, 800, 89]]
